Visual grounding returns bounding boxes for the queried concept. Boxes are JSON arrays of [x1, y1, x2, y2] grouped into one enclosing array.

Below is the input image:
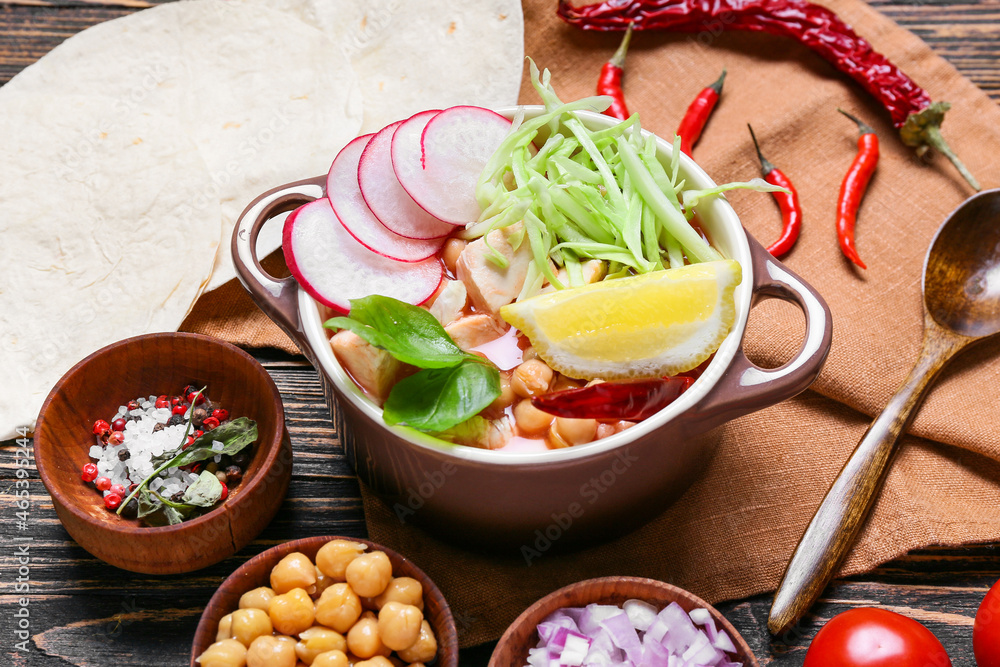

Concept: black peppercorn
[[168, 414, 184, 426], [225, 465, 243, 485], [153, 423, 164, 432], [118, 449, 130, 461], [120, 498, 139, 519], [231, 451, 250, 468]]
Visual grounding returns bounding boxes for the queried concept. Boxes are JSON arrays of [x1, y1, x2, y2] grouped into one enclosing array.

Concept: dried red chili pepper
[[598, 23, 634, 120], [558, 0, 980, 190], [836, 109, 879, 270], [676, 69, 726, 156], [531, 376, 694, 421], [748, 124, 802, 258]]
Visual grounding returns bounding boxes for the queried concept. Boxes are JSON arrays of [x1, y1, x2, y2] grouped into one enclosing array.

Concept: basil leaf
[[167, 417, 257, 468], [383, 359, 501, 432], [325, 295, 470, 368], [182, 470, 224, 507]]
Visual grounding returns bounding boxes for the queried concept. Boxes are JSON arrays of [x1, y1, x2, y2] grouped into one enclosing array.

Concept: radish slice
[[283, 198, 443, 314], [392, 105, 511, 225], [359, 115, 456, 240], [327, 134, 444, 262]]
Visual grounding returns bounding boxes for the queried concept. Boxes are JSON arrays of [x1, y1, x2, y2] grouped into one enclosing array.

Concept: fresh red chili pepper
[[598, 23, 633, 120], [747, 124, 802, 258], [558, 0, 979, 190], [676, 69, 725, 156], [836, 109, 879, 270], [531, 376, 694, 421]]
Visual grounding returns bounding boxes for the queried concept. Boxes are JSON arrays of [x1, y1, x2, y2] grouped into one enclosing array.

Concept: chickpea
[[552, 417, 598, 445], [271, 553, 318, 594], [441, 237, 466, 274], [295, 626, 347, 665], [511, 359, 554, 398], [377, 601, 423, 651], [373, 577, 424, 611], [397, 621, 437, 663], [315, 540, 366, 581], [269, 587, 316, 636], [550, 374, 583, 392], [488, 371, 516, 411], [513, 399, 552, 435], [239, 587, 275, 612], [313, 567, 337, 599], [246, 635, 297, 667], [230, 608, 273, 647], [216, 613, 234, 641], [315, 583, 363, 633], [311, 651, 349, 667], [346, 612, 389, 659], [354, 658, 394, 667], [197, 638, 247, 667], [345, 551, 393, 598]]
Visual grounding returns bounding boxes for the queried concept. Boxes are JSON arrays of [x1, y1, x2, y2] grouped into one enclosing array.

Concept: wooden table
[[1, 2, 998, 665]]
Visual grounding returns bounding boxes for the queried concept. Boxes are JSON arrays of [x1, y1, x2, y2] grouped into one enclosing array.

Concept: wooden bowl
[[190, 535, 459, 666], [490, 576, 759, 666], [33, 332, 292, 574]]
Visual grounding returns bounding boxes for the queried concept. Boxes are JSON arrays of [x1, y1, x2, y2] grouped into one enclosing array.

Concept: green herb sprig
[[117, 387, 257, 518], [326, 295, 501, 433]]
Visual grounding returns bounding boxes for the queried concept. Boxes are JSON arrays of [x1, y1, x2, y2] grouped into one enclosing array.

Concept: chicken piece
[[456, 222, 534, 317], [428, 279, 467, 326], [444, 313, 506, 352], [329, 329, 400, 405], [539, 259, 607, 294]]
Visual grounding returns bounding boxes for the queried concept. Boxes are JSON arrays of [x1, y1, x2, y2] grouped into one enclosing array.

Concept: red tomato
[[975, 578, 1000, 667], [803, 607, 951, 667]]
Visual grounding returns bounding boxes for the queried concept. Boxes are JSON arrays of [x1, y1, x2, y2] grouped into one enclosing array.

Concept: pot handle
[[231, 176, 326, 348], [686, 234, 832, 429]]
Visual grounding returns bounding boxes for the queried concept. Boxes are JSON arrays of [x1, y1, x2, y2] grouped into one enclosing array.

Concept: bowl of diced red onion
[[489, 576, 759, 667]]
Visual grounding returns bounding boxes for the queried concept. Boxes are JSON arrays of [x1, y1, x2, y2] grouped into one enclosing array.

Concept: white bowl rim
[[300, 105, 754, 466]]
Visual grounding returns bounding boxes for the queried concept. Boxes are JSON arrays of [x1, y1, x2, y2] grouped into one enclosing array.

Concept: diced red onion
[[527, 599, 742, 667]]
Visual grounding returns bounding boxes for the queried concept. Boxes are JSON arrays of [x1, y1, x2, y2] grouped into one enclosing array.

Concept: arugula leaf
[[137, 488, 162, 519], [383, 359, 501, 432], [182, 470, 224, 507], [325, 295, 470, 368], [167, 417, 257, 468]]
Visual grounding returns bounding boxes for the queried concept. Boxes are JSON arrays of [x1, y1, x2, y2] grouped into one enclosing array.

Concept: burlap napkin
[[183, 0, 1000, 648]]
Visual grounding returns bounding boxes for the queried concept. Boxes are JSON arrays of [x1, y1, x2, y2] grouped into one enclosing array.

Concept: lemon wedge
[[499, 260, 742, 380]]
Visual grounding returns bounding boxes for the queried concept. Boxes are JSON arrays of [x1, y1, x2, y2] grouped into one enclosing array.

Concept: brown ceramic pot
[[232, 107, 832, 551]]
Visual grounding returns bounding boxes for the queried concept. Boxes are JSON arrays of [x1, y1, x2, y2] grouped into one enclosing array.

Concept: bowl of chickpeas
[[191, 535, 457, 667]]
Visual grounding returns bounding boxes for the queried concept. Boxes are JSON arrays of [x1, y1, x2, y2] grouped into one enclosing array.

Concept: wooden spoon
[[768, 189, 1000, 635]]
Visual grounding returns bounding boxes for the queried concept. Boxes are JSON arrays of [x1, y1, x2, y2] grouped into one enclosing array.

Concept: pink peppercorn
[[104, 493, 122, 511], [108, 431, 125, 446], [212, 408, 229, 421], [111, 418, 127, 431], [172, 404, 187, 416], [81, 463, 98, 483], [92, 420, 110, 436], [95, 477, 111, 492], [202, 417, 220, 430]]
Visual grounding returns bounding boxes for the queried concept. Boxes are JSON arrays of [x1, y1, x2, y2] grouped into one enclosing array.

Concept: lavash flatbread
[[5, 0, 364, 291], [0, 93, 220, 440], [248, 0, 525, 132]]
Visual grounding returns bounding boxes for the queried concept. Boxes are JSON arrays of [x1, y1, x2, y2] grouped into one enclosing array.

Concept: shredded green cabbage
[[470, 59, 788, 297]]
